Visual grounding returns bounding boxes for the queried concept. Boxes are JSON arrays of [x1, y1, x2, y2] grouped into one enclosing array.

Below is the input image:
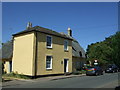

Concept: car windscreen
[[87, 66, 95, 70], [87, 66, 94, 68]]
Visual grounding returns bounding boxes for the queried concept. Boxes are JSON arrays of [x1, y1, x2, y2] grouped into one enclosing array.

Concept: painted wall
[[12, 32, 35, 76], [36, 32, 72, 75], [12, 31, 72, 76], [4, 61, 10, 73], [72, 57, 85, 72]]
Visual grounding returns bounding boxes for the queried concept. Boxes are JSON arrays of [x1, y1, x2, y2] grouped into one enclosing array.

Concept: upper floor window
[[64, 40, 68, 51], [46, 36, 52, 48]]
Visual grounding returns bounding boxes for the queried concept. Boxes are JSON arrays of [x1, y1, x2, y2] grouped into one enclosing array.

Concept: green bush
[[15, 74, 30, 79], [72, 71, 81, 75], [3, 72, 30, 79], [80, 70, 86, 74]]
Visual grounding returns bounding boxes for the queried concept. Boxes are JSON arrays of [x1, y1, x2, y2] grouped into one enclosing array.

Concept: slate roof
[[0, 41, 13, 60], [60, 32, 86, 58], [13, 26, 72, 40]]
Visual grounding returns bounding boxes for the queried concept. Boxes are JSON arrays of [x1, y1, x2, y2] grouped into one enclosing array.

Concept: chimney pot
[[27, 22, 32, 29], [68, 27, 72, 37]]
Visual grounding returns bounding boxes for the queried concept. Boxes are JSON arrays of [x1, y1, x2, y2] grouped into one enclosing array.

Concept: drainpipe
[[33, 31, 37, 78], [35, 31, 38, 78]]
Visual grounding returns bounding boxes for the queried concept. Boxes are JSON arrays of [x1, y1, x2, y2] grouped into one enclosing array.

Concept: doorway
[[64, 59, 69, 73], [9, 61, 12, 73]]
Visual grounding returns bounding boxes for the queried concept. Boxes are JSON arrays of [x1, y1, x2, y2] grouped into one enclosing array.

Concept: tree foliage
[[86, 31, 120, 67]]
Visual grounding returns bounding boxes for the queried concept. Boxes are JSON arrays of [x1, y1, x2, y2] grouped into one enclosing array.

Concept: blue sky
[[2, 2, 118, 51]]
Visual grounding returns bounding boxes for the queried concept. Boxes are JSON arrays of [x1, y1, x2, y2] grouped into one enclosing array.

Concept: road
[[3, 73, 119, 88]]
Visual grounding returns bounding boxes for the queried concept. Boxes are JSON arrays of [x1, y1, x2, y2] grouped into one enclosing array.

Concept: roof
[[72, 40, 86, 58], [13, 26, 72, 40], [0, 41, 13, 60], [2, 26, 85, 60], [60, 32, 86, 58]]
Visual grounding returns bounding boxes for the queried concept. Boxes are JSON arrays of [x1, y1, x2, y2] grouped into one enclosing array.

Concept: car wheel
[[95, 72, 98, 76], [117, 70, 118, 72], [113, 70, 115, 73], [101, 72, 103, 75]]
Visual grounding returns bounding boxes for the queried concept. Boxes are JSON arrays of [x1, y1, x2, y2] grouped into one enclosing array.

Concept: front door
[[10, 61, 12, 72], [8, 61, 12, 73], [64, 59, 68, 73]]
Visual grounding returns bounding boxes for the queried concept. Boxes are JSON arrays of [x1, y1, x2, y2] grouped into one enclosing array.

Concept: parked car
[[86, 66, 103, 76], [118, 67, 120, 72], [105, 64, 119, 73]]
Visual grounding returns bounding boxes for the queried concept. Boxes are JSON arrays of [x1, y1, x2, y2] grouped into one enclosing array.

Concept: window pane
[[46, 56, 52, 69], [64, 40, 68, 50], [47, 36, 52, 47]]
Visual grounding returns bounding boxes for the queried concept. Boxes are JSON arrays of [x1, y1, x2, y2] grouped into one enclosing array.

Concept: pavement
[[2, 74, 86, 88]]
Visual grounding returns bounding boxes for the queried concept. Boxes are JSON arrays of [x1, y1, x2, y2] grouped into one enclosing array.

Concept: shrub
[[72, 71, 81, 75], [80, 70, 86, 74], [3, 72, 30, 79]]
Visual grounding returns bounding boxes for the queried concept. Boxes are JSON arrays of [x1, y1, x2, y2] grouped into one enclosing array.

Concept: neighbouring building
[[0, 41, 13, 73], [2, 22, 86, 76], [60, 28, 86, 72]]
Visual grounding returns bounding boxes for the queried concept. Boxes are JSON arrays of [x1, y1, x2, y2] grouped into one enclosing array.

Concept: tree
[[111, 31, 120, 67], [86, 31, 120, 67]]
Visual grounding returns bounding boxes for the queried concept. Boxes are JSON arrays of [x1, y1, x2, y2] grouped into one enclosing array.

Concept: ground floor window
[[46, 56, 52, 70]]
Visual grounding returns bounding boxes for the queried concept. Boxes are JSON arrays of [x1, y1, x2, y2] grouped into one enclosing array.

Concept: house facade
[[2, 22, 86, 76], [60, 30, 86, 72], [0, 41, 13, 73], [72, 40, 86, 71], [12, 24, 73, 76]]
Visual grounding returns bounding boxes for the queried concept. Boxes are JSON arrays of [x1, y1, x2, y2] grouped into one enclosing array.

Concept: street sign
[[94, 62, 98, 65]]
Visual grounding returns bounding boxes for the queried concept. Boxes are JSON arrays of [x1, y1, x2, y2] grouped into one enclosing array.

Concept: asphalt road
[[3, 73, 119, 88]]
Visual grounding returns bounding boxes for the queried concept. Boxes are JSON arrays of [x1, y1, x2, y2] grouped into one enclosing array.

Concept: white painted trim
[[66, 60, 69, 72], [64, 59, 69, 72]]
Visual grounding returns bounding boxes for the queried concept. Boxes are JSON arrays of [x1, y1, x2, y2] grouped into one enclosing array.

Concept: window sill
[[46, 47, 53, 49], [46, 68, 52, 71], [64, 50, 69, 52]]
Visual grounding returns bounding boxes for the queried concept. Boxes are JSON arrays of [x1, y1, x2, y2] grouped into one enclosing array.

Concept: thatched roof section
[[0, 41, 13, 60]]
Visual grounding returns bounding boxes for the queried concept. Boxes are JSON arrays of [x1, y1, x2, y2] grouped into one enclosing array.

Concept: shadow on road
[[115, 86, 120, 90], [2, 78, 12, 82]]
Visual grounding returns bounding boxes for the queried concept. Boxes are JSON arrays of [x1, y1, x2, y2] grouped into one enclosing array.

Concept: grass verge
[[2, 72, 31, 81], [72, 70, 86, 75]]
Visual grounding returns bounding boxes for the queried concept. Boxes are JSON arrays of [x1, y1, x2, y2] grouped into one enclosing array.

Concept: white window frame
[[46, 35, 52, 48], [64, 40, 68, 51], [46, 56, 52, 70]]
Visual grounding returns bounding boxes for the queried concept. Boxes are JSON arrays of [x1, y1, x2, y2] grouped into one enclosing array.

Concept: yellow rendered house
[[12, 23, 73, 76], [2, 22, 86, 77]]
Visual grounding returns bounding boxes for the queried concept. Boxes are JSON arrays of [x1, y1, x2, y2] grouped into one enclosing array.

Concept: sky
[[2, 2, 118, 51]]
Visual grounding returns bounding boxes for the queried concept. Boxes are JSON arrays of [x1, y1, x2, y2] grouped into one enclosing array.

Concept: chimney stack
[[68, 27, 72, 37], [27, 22, 32, 29]]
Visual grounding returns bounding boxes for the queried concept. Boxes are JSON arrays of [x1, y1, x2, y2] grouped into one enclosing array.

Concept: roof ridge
[[13, 25, 73, 40]]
